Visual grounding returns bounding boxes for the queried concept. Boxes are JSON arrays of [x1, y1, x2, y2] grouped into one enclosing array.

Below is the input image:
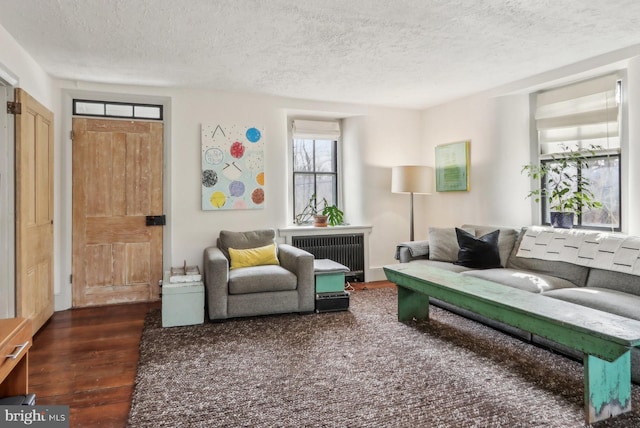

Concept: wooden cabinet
[[0, 317, 32, 397]]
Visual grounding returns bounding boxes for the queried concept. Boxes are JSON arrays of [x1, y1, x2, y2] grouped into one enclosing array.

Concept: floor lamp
[[392, 165, 434, 241]]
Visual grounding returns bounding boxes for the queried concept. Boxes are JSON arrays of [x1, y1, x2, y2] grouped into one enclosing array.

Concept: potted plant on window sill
[[295, 194, 344, 227], [521, 144, 603, 229]]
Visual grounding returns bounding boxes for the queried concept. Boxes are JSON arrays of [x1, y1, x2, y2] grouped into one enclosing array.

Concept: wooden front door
[[15, 88, 54, 334], [72, 118, 163, 307]]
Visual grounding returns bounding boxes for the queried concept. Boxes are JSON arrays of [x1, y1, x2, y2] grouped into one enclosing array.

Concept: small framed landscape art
[[435, 140, 470, 192]]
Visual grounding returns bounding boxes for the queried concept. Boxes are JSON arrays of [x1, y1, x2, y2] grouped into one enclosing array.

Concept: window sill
[[278, 224, 372, 242]]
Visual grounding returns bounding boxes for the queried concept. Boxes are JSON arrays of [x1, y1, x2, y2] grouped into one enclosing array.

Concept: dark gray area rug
[[128, 288, 640, 427]]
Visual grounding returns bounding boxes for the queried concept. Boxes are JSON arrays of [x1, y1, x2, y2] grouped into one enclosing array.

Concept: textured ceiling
[[2, 0, 640, 108]]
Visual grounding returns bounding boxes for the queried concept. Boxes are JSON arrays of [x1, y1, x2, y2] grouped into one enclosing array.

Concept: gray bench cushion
[[506, 228, 589, 287], [405, 259, 473, 273], [586, 268, 640, 296], [229, 265, 297, 294], [462, 268, 576, 293], [544, 287, 640, 321]]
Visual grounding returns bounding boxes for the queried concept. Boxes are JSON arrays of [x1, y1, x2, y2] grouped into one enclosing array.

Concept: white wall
[[170, 90, 421, 281], [420, 93, 532, 231], [1, 18, 423, 310], [626, 57, 640, 235], [342, 110, 423, 270], [0, 25, 54, 106], [0, 25, 55, 318], [4, 19, 640, 313], [420, 53, 640, 235], [47, 81, 422, 309]]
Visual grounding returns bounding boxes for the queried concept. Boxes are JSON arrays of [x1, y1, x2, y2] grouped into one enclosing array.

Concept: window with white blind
[[534, 74, 621, 230], [291, 119, 340, 223]]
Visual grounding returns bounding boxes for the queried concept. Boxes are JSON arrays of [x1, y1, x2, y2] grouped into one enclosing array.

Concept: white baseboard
[[367, 266, 391, 282]]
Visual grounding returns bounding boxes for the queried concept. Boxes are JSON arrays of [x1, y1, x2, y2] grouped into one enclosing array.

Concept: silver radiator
[[291, 233, 365, 282]]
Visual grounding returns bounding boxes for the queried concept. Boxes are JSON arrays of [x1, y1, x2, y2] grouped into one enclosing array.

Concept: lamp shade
[[391, 165, 434, 194]]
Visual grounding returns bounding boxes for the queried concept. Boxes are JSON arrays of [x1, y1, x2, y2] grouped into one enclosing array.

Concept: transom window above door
[[73, 99, 163, 120]]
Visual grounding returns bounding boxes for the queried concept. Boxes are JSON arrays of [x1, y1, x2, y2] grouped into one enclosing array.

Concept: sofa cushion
[[228, 265, 297, 294], [505, 227, 589, 287], [461, 224, 519, 268], [454, 228, 502, 269], [462, 268, 576, 293], [428, 227, 474, 262], [219, 229, 276, 260], [543, 287, 640, 321], [585, 268, 640, 296], [229, 243, 279, 269]]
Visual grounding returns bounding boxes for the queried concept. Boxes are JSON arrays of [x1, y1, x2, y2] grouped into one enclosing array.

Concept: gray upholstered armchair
[[203, 229, 315, 320]]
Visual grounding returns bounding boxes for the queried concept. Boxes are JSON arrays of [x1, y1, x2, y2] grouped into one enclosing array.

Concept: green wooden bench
[[384, 263, 640, 424]]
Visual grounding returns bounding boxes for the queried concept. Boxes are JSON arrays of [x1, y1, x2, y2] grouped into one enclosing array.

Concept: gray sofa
[[396, 224, 640, 384], [204, 229, 315, 320]]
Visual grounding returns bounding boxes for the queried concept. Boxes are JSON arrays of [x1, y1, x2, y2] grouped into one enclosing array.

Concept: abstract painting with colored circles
[[201, 123, 265, 210]]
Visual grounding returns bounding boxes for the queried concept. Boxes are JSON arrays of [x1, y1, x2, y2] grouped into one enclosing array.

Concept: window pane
[[134, 105, 162, 119], [293, 139, 314, 172], [541, 156, 620, 229], [581, 156, 620, 228], [315, 174, 336, 207], [293, 174, 315, 222], [541, 160, 578, 226], [314, 139, 335, 172], [75, 101, 104, 115], [292, 136, 338, 223], [105, 103, 133, 117]]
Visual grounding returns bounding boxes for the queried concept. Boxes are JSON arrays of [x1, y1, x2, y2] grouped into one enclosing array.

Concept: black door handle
[[146, 215, 166, 226]]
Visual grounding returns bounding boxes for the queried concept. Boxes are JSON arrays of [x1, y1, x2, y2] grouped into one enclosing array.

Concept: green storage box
[[162, 272, 204, 327], [316, 273, 346, 293], [314, 259, 349, 293]]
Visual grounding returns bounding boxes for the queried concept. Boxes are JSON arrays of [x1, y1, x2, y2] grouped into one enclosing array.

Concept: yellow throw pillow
[[229, 243, 279, 269]]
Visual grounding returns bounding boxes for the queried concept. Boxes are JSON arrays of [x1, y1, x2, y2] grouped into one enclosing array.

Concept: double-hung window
[[534, 74, 622, 230], [291, 120, 340, 224]]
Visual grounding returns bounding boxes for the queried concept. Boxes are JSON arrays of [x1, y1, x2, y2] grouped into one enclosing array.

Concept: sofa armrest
[[395, 240, 430, 263], [203, 246, 230, 320], [278, 244, 315, 312]]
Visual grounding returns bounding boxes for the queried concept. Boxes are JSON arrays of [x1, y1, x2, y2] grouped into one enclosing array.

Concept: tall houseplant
[[522, 145, 603, 228]]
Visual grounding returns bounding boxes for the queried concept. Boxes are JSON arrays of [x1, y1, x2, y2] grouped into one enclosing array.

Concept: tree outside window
[[540, 154, 620, 230]]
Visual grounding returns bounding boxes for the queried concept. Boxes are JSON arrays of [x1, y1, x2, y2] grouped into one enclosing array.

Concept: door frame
[[59, 89, 172, 311], [0, 64, 18, 319]]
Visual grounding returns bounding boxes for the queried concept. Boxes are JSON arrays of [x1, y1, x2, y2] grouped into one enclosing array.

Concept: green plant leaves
[[522, 144, 604, 216]]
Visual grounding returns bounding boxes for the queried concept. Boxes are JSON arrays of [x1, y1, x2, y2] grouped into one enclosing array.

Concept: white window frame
[[531, 73, 625, 231], [289, 119, 343, 224]]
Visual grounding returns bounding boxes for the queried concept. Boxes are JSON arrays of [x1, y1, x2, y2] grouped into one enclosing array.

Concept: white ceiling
[[2, 0, 640, 109]]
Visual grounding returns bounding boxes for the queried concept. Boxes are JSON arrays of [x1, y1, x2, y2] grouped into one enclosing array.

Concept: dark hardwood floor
[[29, 301, 160, 427], [28, 281, 394, 427]]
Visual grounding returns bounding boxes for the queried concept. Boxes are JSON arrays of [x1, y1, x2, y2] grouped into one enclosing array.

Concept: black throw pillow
[[454, 228, 502, 269]]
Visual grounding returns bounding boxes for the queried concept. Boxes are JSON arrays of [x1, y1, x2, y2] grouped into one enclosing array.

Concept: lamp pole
[[409, 191, 415, 241], [391, 165, 433, 242]]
